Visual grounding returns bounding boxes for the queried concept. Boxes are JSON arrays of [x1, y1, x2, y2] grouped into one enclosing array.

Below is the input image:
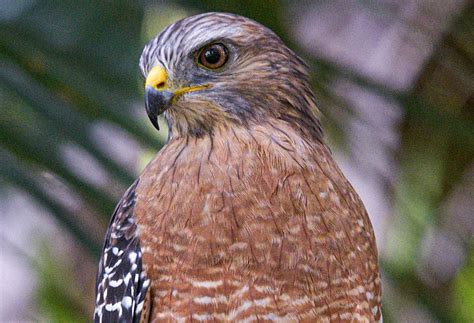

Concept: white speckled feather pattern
[[94, 11, 381, 322]]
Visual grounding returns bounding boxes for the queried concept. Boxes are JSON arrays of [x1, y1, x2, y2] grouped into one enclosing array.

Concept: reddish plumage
[[134, 122, 381, 321], [95, 12, 381, 322]]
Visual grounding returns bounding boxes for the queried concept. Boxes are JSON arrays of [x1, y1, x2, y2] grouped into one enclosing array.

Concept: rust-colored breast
[[134, 124, 381, 322]]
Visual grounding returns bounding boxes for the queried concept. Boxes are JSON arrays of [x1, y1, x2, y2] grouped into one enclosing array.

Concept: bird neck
[[164, 89, 324, 143], [159, 118, 323, 168]]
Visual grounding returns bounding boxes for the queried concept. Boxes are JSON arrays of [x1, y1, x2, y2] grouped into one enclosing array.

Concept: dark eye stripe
[[198, 43, 229, 69]]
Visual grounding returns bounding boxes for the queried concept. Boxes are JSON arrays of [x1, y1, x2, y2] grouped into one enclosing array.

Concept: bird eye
[[197, 43, 229, 69]]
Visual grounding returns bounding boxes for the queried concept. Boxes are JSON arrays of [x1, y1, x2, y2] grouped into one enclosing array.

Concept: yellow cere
[[145, 66, 167, 90]]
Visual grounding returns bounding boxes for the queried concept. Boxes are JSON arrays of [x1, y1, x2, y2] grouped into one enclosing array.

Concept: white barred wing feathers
[[94, 180, 150, 323]]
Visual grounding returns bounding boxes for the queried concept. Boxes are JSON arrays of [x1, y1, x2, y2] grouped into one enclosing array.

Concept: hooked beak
[[144, 66, 210, 131], [145, 86, 173, 130]]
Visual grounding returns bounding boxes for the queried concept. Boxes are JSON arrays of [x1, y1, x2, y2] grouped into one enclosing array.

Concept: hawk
[[94, 12, 382, 322]]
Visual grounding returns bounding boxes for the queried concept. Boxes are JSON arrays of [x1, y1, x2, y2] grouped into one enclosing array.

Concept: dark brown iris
[[198, 43, 228, 69]]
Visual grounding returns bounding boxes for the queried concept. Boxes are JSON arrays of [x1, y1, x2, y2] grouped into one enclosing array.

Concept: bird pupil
[[205, 47, 220, 64]]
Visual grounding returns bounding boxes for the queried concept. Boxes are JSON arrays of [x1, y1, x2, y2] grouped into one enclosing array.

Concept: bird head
[[140, 12, 322, 140]]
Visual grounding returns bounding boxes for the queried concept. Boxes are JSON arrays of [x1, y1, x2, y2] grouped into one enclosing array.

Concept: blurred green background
[[0, 0, 473, 322]]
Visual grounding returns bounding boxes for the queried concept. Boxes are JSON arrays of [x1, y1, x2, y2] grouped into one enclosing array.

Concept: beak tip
[[150, 116, 160, 131], [145, 86, 173, 131]]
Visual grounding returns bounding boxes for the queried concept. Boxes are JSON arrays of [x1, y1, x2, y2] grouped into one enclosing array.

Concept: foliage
[[0, 1, 472, 321]]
